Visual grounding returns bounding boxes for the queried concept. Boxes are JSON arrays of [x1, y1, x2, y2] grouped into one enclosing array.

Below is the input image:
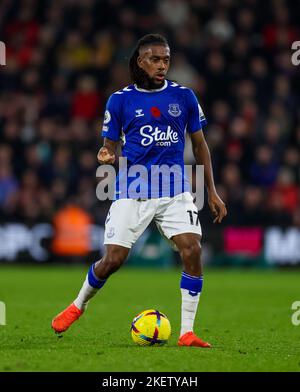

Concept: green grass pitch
[[0, 265, 299, 372]]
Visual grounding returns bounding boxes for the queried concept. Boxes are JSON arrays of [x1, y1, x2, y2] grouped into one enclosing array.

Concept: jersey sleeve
[[186, 89, 207, 133], [101, 93, 122, 141]]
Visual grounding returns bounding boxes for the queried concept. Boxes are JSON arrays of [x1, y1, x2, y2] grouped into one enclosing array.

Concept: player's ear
[[137, 55, 143, 68]]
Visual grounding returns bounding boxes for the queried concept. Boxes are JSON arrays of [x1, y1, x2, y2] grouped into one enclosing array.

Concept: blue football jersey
[[101, 80, 207, 199]]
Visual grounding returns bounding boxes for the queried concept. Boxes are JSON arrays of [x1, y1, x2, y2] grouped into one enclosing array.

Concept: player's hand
[[208, 191, 227, 223], [97, 147, 115, 164]]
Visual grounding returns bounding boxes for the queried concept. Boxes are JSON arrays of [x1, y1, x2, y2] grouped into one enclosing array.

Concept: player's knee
[[94, 246, 129, 279], [180, 241, 202, 276], [104, 249, 127, 273], [105, 255, 124, 273], [181, 241, 202, 262]]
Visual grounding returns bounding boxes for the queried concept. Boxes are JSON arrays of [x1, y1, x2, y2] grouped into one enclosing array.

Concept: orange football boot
[[51, 303, 83, 334], [178, 331, 212, 348]]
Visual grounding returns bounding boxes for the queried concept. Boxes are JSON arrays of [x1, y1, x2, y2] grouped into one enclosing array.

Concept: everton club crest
[[168, 103, 181, 117], [106, 227, 115, 238]]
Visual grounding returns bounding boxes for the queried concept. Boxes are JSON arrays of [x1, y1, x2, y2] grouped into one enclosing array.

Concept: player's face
[[137, 45, 170, 87]]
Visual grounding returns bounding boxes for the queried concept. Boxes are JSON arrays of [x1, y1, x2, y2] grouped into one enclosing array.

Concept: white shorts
[[104, 192, 202, 250]]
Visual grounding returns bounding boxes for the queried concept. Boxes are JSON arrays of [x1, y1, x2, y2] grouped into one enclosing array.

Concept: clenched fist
[[97, 146, 115, 164]]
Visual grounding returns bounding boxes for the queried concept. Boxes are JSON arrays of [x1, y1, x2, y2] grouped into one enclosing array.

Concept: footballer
[[52, 34, 227, 347]]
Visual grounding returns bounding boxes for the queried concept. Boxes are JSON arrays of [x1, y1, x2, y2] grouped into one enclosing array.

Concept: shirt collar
[[134, 80, 168, 93]]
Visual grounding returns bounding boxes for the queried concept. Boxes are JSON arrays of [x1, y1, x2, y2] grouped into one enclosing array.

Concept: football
[[131, 309, 171, 346]]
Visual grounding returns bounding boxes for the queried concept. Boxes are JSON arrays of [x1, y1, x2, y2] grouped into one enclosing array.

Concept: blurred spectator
[[158, 0, 189, 29], [71, 76, 102, 119], [93, 31, 115, 69], [167, 53, 200, 89], [282, 147, 300, 183], [52, 203, 93, 256], [263, 5, 299, 49], [249, 145, 279, 187], [221, 163, 243, 207], [268, 168, 299, 213], [57, 31, 92, 71], [240, 186, 266, 225], [205, 10, 234, 43], [43, 74, 71, 119], [0, 163, 19, 210], [204, 51, 228, 103]]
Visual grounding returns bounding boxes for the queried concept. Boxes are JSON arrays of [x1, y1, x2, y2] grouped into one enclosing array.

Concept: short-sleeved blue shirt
[[101, 80, 207, 199]]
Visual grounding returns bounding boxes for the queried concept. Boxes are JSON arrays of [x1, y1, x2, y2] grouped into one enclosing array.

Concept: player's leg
[[155, 192, 211, 347], [51, 245, 130, 334], [172, 232, 202, 276], [52, 198, 156, 334], [171, 232, 210, 347], [73, 245, 130, 310]]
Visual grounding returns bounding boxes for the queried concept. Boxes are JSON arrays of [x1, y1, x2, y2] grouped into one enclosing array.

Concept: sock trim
[[88, 263, 106, 289], [182, 272, 203, 280], [180, 272, 203, 293]]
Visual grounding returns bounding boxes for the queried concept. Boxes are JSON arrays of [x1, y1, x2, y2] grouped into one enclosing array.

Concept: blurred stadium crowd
[[0, 0, 299, 229]]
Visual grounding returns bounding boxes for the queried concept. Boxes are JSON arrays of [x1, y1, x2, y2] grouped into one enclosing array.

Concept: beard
[[134, 68, 164, 90]]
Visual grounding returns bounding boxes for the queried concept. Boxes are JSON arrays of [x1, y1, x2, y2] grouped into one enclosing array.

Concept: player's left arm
[[190, 130, 227, 223]]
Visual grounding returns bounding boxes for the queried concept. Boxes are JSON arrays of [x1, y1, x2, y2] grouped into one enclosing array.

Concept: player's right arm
[[97, 138, 118, 164], [97, 93, 122, 165]]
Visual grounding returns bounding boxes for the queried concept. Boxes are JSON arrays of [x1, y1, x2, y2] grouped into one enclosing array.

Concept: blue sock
[[74, 263, 106, 310], [180, 271, 203, 297], [180, 272, 203, 335], [87, 263, 107, 289]]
